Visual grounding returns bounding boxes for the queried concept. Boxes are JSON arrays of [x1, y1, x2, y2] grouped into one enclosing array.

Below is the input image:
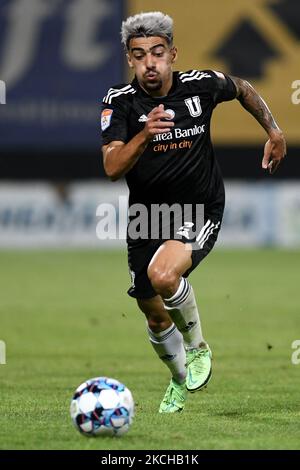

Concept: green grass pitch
[[0, 249, 299, 450]]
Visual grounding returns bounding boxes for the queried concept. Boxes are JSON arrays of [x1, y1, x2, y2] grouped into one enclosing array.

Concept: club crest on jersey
[[165, 109, 175, 120], [184, 96, 202, 117], [101, 108, 113, 131]]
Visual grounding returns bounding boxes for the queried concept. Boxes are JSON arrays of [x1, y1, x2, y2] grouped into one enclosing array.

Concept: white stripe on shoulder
[[196, 220, 212, 244], [179, 70, 199, 80], [104, 84, 132, 101], [197, 221, 221, 249], [180, 71, 212, 83], [107, 88, 136, 104], [104, 87, 136, 104], [103, 85, 136, 104]]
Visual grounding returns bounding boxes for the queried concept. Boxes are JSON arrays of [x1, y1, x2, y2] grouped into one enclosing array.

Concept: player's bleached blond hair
[[121, 12, 173, 50]]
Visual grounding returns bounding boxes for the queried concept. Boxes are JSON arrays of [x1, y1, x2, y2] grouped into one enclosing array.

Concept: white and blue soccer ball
[[70, 377, 134, 437]]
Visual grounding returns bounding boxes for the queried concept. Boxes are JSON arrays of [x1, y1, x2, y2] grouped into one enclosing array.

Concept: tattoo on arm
[[230, 76, 279, 134]]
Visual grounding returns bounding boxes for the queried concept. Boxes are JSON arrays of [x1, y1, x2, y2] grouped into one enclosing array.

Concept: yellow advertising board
[[128, 0, 300, 144]]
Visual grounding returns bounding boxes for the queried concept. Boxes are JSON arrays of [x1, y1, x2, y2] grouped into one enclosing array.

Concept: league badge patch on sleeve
[[101, 109, 113, 131]]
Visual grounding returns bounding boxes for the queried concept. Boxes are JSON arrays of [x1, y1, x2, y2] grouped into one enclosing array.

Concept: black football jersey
[[101, 70, 237, 209]]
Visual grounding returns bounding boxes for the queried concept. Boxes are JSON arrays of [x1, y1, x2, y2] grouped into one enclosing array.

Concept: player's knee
[[147, 315, 171, 333], [147, 266, 178, 297]]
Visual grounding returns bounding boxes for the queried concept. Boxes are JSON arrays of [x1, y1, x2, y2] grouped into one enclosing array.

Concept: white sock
[[163, 278, 205, 350], [148, 323, 186, 383]]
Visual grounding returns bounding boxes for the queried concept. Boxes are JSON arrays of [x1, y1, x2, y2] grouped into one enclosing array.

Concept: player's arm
[[229, 76, 287, 174], [102, 134, 147, 182], [102, 104, 174, 181]]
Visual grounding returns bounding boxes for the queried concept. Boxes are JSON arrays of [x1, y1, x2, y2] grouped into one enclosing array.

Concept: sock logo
[[182, 321, 197, 332], [160, 354, 176, 361]]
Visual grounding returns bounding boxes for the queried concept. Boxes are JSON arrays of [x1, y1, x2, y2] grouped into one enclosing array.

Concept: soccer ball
[[70, 377, 134, 437]]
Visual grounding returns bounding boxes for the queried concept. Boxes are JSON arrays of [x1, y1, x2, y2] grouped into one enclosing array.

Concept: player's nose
[[145, 52, 155, 68]]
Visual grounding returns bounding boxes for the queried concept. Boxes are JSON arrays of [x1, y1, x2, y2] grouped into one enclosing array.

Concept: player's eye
[[153, 50, 164, 57], [134, 54, 144, 60]]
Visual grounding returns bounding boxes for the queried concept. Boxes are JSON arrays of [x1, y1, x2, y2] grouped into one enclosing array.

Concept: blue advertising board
[[0, 0, 125, 149]]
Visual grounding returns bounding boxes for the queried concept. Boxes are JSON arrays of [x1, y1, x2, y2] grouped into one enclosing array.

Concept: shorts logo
[[184, 96, 202, 117], [176, 222, 194, 239], [129, 269, 135, 288], [101, 108, 113, 131]]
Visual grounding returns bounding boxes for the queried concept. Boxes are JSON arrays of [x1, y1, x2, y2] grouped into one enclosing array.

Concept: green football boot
[[159, 378, 187, 413], [186, 345, 212, 393]]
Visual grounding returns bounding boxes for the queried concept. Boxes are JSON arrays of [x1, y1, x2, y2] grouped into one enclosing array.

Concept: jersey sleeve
[[101, 95, 129, 145], [204, 70, 237, 104]]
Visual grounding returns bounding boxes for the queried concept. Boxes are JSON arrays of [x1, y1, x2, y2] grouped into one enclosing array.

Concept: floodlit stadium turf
[[0, 249, 299, 450]]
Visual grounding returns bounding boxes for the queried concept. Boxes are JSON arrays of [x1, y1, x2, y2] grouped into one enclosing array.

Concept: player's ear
[[127, 53, 134, 68], [171, 47, 178, 64]]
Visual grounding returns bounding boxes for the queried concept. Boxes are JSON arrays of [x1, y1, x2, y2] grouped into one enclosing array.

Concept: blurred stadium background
[[0, 0, 300, 450], [0, 0, 299, 248]]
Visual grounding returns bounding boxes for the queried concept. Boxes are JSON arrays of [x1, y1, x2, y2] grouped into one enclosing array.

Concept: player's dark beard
[[142, 78, 163, 92]]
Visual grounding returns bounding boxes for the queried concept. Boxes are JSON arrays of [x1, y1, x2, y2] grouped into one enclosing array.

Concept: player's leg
[[127, 240, 188, 412], [137, 295, 187, 413], [147, 240, 207, 348], [147, 240, 212, 392]]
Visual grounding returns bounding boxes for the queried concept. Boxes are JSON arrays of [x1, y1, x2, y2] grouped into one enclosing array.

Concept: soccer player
[[101, 12, 286, 413]]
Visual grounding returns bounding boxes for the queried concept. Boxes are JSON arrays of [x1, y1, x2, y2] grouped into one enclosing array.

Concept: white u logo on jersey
[[184, 96, 202, 117]]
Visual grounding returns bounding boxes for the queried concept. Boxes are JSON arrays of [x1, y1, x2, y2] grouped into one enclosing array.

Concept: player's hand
[[142, 104, 174, 140], [262, 130, 287, 174]]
